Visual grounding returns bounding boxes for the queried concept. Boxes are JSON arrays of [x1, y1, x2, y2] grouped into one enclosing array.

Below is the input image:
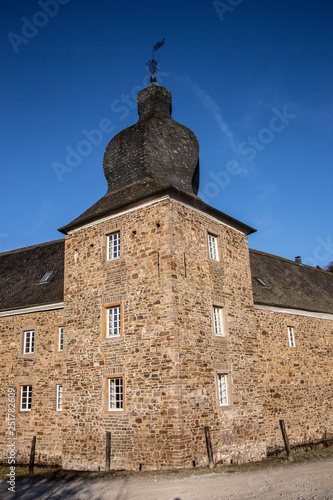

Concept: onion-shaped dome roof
[[103, 82, 199, 196]]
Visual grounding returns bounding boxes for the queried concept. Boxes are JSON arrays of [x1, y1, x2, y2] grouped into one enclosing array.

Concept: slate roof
[[0, 239, 64, 312], [250, 249, 333, 314], [103, 83, 200, 197], [59, 83, 254, 236], [58, 181, 256, 236], [59, 178, 172, 232]]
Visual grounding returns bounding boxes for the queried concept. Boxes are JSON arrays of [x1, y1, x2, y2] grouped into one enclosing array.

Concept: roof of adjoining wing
[[250, 249, 333, 314], [0, 239, 64, 312]]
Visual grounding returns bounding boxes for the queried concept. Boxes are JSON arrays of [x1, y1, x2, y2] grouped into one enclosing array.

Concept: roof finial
[[146, 38, 165, 83]]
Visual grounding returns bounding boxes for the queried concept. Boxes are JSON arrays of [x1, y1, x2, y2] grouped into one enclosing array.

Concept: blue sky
[[1, 0, 332, 268]]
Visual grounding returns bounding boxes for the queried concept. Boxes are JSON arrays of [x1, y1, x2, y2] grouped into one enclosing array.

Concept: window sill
[[104, 257, 124, 266], [19, 354, 36, 360]]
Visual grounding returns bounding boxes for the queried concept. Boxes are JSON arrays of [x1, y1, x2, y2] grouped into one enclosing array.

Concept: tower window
[[208, 234, 218, 261], [23, 330, 35, 354], [56, 385, 63, 411], [217, 374, 228, 406], [109, 377, 124, 410], [58, 327, 64, 351], [107, 306, 121, 337], [213, 306, 224, 336], [107, 231, 120, 260]]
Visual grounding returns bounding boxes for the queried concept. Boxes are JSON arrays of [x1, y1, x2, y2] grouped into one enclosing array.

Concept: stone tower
[[59, 82, 266, 470]]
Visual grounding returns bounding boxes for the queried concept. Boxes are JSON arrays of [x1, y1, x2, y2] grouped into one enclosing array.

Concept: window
[[107, 306, 121, 337], [39, 271, 53, 283], [109, 377, 123, 410], [23, 330, 34, 354], [255, 277, 268, 287], [20, 385, 32, 411], [56, 385, 63, 411], [208, 234, 218, 261], [217, 374, 228, 406], [107, 231, 120, 260], [213, 306, 224, 336], [58, 327, 64, 351], [288, 326, 295, 348]]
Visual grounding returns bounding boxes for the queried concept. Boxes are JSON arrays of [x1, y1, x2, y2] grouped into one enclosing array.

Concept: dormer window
[[255, 277, 268, 287], [39, 271, 53, 284]]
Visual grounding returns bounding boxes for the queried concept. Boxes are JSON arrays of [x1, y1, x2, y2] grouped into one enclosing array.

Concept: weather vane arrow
[[146, 38, 165, 83]]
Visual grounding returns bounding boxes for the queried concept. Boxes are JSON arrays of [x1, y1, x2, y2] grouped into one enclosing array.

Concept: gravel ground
[[1, 448, 333, 500]]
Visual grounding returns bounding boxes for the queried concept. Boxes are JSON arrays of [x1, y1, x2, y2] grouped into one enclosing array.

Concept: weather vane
[[146, 38, 165, 83]]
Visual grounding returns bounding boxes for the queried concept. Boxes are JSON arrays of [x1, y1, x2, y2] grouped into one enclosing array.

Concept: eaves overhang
[[58, 185, 256, 236]]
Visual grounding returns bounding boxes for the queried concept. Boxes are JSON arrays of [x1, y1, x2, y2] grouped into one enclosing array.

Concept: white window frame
[[107, 231, 120, 261], [23, 330, 35, 354], [217, 374, 228, 406], [288, 326, 295, 348], [208, 233, 218, 261], [107, 306, 121, 337], [213, 306, 224, 336], [108, 377, 123, 411], [58, 327, 64, 351], [56, 385, 63, 411], [20, 385, 32, 411]]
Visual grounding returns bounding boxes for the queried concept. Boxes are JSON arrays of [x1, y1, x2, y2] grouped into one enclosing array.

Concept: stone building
[[0, 82, 332, 470]]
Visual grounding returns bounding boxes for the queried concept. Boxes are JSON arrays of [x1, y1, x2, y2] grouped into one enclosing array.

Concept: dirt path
[[1, 455, 333, 500]]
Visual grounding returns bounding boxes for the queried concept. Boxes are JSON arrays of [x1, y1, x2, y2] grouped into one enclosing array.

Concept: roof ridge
[[249, 248, 333, 276], [0, 239, 65, 257]]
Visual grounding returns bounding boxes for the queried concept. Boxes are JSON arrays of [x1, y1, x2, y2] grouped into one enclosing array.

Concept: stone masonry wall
[[169, 201, 266, 466], [62, 197, 266, 471], [255, 309, 333, 451], [0, 309, 64, 465], [2, 199, 332, 471]]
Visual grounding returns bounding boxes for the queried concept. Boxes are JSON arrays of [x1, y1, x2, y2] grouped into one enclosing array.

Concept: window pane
[[218, 374, 228, 406], [109, 378, 123, 410], [108, 232, 120, 260]]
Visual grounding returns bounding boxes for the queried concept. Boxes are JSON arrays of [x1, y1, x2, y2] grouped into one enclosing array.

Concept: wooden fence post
[[29, 436, 36, 475], [204, 426, 214, 467], [279, 420, 293, 461], [105, 431, 111, 472]]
